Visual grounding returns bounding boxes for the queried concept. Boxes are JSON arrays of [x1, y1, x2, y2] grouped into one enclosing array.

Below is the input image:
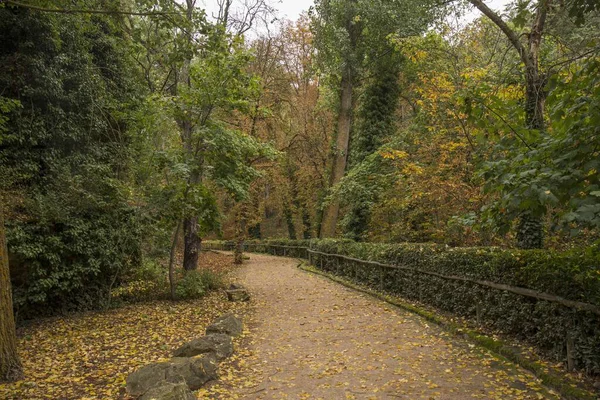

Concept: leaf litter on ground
[[0, 252, 248, 400]]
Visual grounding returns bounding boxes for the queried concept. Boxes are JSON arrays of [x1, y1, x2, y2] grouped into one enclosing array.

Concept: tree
[[342, 46, 402, 241], [0, 203, 22, 382], [0, 96, 23, 382], [313, 0, 438, 238], [0, 4, 144, 317], [466, 0, 600, 248], [466, 0, 549, 248], [312, 0, 361, 238]]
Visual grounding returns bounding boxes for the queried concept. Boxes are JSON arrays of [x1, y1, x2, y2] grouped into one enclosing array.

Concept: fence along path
[[205, 242, 600, 316]]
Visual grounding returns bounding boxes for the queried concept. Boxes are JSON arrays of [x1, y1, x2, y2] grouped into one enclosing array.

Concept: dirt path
[[202, 253, 557, 399]]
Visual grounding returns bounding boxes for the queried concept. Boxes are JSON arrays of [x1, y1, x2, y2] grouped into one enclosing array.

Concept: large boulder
[[126, 355, 218, 397], [206, 313, 243, 337], [172, 333, 233, 360], [139, 382, 196, 400]]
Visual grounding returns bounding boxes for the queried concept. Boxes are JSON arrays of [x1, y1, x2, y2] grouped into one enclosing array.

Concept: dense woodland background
[[0, 0, 599, 378]]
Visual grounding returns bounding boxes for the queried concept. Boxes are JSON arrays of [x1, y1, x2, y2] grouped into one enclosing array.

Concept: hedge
[[206, 238, 600, 377]]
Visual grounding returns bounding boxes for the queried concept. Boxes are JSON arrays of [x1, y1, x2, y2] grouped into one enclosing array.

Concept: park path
[[202, 253, 556, 400]]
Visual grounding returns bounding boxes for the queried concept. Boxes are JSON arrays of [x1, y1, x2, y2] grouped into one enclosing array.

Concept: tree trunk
[[168, 220, 182, 299], [234, 208, 247, 265], [0, 207, 23, 382], [283, 200, 297, 240], [320, 70, 353, 238], [180, 0, 204, 269], [183, 216, 200, 271], [516, 1, 548, 250], [516, 77, 545, 249]]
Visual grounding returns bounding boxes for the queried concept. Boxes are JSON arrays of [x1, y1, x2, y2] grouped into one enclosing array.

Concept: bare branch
[[467, 0, 528, 64]]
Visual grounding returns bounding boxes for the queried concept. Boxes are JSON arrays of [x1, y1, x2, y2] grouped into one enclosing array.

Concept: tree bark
[[320, 69, 353, 238], [0, 206, 23, 382], [168, 220, 182, 299], [234, 207, 247, 265], [182, 216, 201, 271]]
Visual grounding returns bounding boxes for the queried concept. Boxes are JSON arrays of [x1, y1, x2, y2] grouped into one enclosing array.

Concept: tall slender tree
[[313, 0, 361, 238], [0, 202, 22, 382]]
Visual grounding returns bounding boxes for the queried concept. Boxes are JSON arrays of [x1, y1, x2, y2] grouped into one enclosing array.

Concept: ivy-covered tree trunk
[[345, 50, 400, 241], [284, 201, 297, 240], [320, 68, 353, 238], [301, 205, 313, 239], [515, 3, 548, 250], [0, 207, 23, 382], [318, 0, 359, 239]]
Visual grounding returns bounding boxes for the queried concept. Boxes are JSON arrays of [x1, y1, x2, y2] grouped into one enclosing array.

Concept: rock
[[139, 382, 196, 400], [169, 356, 218, 390], [226, 288, 250, 302], [206, 313, 243, 337], [126, 356, 218, 397], [173, 333, 233, 360], [127, 362, 175, 397], [226, 284, 250, 301]]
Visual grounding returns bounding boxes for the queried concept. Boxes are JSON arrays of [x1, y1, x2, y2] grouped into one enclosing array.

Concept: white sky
[[269, 0, 514, 23], [200, 0, 514, 31]]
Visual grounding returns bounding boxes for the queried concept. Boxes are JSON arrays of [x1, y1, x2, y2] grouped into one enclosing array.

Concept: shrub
[[196, 268, 224, 291], [175, 271, 207, 300], [131, 260, 166, 283]]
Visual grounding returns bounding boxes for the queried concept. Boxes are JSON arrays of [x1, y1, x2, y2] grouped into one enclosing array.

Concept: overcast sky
[[269, 0, 513, 22], [201, 0, 514, 32]]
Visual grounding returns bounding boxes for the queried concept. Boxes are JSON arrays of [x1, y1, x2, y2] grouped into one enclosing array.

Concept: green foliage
[[130, 21, 277, 249], [478, 57, 600, 237], [195, 268, 224, 291], [132, 259, 166, 283], [175, 270, 205, 299], [337, 150, 396, 241], [342, 50, 402, 241], [0, 7, 145, 318]]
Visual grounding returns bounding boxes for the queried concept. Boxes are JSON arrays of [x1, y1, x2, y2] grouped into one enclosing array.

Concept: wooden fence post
[[566, 332, 575, 372]]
